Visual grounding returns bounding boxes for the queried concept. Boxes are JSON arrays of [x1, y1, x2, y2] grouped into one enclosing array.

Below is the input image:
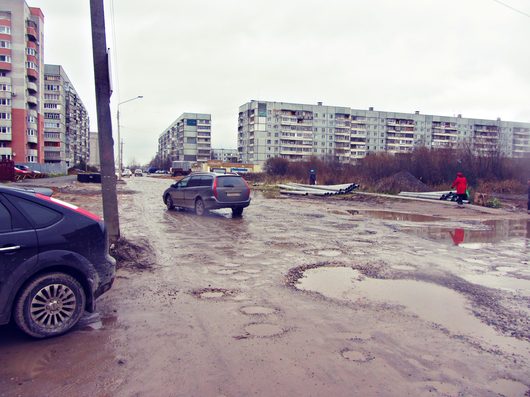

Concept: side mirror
[[172, 183, 179, 189]]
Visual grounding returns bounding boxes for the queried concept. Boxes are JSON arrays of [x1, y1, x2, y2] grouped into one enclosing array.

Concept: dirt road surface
[[1, 177, 529, 397]]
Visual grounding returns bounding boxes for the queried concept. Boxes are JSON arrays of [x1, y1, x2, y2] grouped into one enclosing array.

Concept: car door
[[170, 176, 190, 207], [0, 196, 38, 324], [184, 176, 202, 205]]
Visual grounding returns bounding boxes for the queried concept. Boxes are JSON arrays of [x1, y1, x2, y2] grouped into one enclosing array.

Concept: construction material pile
[[374, 171, 429, 194], [278, 183, 359, 196], [398, 190, 469, 203]]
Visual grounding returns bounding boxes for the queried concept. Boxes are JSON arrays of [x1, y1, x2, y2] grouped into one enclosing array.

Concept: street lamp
[[117, 95, 143, 179]]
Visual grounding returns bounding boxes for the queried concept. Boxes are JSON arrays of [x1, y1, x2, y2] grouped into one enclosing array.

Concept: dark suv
[[163, 172, 251, 217], [0, 186, 116, 338]]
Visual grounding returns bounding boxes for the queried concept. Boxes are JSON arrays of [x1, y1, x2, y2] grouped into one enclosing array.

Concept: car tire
[[14, 272, 86, 338], [165, 195, 174, 210], [232, 207, 244, 217], [195, 198, 206, 216]]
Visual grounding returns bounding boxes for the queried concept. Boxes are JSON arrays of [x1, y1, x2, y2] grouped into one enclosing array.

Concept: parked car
[[122, 168, 133, 177], [0, 186, 116, 338], [162, 172, 251, 217], [134, 169, 143, 176]]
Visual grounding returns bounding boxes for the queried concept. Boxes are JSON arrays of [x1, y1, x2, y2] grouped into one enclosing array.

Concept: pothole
[[294, 266, 529, 353], [240, 305, 277, 315], [191, 288, 238, 300], [243, 323, 285, 338], [340, 349, 375, 362]]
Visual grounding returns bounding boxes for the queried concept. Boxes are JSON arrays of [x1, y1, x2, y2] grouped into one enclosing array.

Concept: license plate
[[226, 192, 240, 197]]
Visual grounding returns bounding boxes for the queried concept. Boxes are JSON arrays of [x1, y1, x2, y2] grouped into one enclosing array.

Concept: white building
[[238, 100, 530, 165]]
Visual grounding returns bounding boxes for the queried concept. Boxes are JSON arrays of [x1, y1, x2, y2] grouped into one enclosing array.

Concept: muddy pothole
[[243, 323, 286, 338], [340, 349, 375, 363], [240, 305, 277, 315], [190, 288, 238, 300]]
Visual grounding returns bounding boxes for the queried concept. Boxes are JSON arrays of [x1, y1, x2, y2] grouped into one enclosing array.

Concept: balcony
[[27, 95, 37, 105], [26, 68, 38, 79], [27, 148, 38, 157], [27, 26, 38, 41], [0, 119, 11, 128], [0, 62, 11, 72], [0, 132, 11, 141], [27, 133, 37, 144], [27, 81, 37, 93], [0, 147, 12, 156], [43, 145, 61, 152]]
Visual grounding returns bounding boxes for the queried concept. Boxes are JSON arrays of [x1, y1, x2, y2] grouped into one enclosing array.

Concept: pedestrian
[[309, 169, 317, 185], [451, 172, 468, 206]]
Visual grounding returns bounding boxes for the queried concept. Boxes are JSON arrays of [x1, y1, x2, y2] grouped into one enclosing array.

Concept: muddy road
[[1, 177, 529, 396]]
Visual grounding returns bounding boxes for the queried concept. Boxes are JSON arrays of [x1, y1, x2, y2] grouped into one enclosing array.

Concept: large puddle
[[402, 219, 530, 247], [359, 210, 442, 222], [296, 267, 529, 354]]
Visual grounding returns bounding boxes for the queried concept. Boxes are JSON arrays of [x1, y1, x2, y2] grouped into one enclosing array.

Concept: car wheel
[[195, 198, 206, 216], [165, 195, 174, 210], [232, 207, 244, 217], [14, 273, 86, 338]]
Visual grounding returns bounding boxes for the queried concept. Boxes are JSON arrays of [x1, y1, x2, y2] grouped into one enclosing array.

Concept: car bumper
[[204, 197, 251, 210]]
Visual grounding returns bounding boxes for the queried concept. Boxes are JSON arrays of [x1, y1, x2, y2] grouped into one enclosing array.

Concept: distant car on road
[[0, 186, 116, 338], [123, 168, 133, 177], [134, 169, 143, 177], [163, 172, 251, 217]]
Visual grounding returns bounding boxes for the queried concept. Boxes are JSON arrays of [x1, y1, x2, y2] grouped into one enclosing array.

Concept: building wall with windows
[[0, 1, 44, 163], [88, 131, 99, 168], [211, 148, 238, 162], [238, 100, 530, 165], [158, 113, 211, 163], [43, 64, 90, 167]]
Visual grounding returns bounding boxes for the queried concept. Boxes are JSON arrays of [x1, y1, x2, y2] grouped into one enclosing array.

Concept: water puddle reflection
[[296, 267, 528, 353], [359, 210, 442, 222]]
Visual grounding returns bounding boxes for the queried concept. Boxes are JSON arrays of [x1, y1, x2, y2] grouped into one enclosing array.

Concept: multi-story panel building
[[0, 1, 44, 163], [43, 64, 90, 167], [211, 148, 238, 162], [158, 113, 211, 163], [88, 131, 99, 169], [238, 101, 530, 165]]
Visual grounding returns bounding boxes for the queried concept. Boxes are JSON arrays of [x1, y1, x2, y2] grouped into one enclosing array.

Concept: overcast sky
[[37, 0, 530, 165]]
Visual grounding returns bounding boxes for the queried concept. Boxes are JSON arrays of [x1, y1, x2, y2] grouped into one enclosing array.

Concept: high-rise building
[[43, 64, 90, 167], [158, 113, 211, 163], [0, 1, 44, 163], [211, 148, 238, 162], [238, 100, 530, 165]]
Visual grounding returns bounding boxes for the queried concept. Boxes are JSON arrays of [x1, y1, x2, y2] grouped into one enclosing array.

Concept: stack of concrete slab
[[278, 183, 359, 197]]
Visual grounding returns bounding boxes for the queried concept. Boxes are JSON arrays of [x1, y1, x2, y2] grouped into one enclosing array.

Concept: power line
[[491, 0, 530, 19]]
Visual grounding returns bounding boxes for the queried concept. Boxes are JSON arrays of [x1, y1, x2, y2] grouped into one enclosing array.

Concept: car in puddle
[[0, 186, 116, 338], [163, 172, 251, 217]]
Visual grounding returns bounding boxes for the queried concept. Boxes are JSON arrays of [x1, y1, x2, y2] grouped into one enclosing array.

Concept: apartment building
[[211, 148, 238, 162], [158, 113, 211, 163], [88, 131, 99, 169], [43, 64, 90, 167], [238, 101, 530, 165], [0, 1, 44, 163]]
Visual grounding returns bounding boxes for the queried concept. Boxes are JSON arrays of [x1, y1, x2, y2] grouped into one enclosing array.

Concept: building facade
[[0, 1, 44, 163], [43, 64, 89, 167], [238, 101, 530, 165], [158, 113, 211, 163], [211, 148, 238, 162], [88, 131, 99, 169]]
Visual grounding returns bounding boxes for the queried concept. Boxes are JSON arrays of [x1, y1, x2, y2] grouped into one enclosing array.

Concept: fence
[[17, 162, 67, 175], [0, 160, 15, 182]]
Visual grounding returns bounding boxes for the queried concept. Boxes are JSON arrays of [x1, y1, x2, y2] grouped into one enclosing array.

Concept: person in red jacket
[[451, 172, 468, 205]]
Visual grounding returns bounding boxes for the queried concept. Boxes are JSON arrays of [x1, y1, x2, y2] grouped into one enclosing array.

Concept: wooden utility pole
[[89, 0, 120, 242]]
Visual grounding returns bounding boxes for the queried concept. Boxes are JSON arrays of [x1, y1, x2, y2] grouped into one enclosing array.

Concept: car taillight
[[36, 193, 102, 221], [213, 177, 218, 199]]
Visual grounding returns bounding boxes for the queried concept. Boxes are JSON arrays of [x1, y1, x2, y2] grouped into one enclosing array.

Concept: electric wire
[[491, 0, 530, 18]]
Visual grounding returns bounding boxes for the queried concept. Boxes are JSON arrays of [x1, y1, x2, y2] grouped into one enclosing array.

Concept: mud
[[110, 237, 156, 271], [1, 177, 529, 397]]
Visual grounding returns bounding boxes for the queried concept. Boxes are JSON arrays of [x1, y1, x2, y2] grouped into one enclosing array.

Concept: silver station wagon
[[163, 172, 251, 217]]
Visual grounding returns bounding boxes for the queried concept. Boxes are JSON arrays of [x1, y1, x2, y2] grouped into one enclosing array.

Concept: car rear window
[[217, 176, 245, 188], [6, 195, 62, 229], [0, 201, 11, 232]]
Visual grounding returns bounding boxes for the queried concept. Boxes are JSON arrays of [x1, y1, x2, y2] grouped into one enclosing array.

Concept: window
[[217, 176, 245, 188], [0, 98, 10, 106], [26, 47, 36, 56], [44, 113, 61, 120], [6, 195, 62, 229], [44, 93, 60, 100], [25, 61, 37, 70], [0, 26, 11, 35], [44, 103, 59, 109], [0, 126, 11, 133], [0, 202, 11, 232], [0, 112, 11, 120], [45, 84, 59, 91], [0, 40, 10, 49], [0, 55, 11, 63], [186, 137, 196, 144]]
